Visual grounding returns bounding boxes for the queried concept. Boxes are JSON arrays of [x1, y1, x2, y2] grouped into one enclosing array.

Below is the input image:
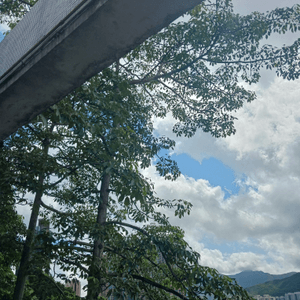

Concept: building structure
[[253, 294, 276, 300], [284, 292, 300, 300], [36, 218, 50, 233], [65, 278, 81, 297], [0, 0, 203, 141]]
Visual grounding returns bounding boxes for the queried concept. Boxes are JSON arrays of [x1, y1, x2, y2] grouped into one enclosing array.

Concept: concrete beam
[[0, 0, 202, 141]]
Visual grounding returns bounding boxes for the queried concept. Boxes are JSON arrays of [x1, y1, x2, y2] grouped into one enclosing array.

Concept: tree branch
[[68, 240, 93, 247], [59, 258, 89, 273], [27, 124, 44, 142], [46, 166, 80, 189], [109, 272, 189, 300], [40, 200, 67, 215], [105, 245, 170, 280], [128, 26, 221, 86], [40, 272, 65, 296], [128, 54, 205, 85], [105, 221, 149, 236], [157, 79, 206, 114], [63, 245, 93, 253]]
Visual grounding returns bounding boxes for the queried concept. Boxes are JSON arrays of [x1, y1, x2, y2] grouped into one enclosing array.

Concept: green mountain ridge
[[246, 273, 300, 297], [227, 271, 296, 289]]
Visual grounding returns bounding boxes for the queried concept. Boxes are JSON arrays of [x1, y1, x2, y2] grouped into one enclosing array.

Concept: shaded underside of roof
[[0, 0, 203, 141]]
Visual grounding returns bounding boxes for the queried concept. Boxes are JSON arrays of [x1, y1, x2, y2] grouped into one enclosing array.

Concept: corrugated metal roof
[[0, 0, 83, 77]]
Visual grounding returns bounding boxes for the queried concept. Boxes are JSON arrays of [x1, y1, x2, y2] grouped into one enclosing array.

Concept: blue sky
[[200, 236, 268, 257], [171, 154, 240, 199], [158, 148, 241, 199]]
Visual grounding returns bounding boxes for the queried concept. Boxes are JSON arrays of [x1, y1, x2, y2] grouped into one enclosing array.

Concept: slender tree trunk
[[87, 172, 110, 300], [13, 137, 50, 300]]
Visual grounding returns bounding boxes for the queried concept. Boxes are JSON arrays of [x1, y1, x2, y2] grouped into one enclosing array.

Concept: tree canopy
[[1, 0, 300, 299]]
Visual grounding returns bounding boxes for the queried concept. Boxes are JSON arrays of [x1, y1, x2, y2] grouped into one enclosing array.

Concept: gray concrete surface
[[0, 0, 203, 141]]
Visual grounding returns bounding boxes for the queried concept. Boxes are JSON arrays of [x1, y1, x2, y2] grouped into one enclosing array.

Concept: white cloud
[[201, 250, 268, 275], [143, 162, 300, 274]]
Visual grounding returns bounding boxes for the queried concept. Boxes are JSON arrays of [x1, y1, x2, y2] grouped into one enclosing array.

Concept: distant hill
[[226, 270, 296, 288], [246, 272, 300, 296]]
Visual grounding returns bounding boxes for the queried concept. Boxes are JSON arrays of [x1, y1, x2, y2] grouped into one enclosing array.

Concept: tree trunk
[[13, 137, 50, 300], [87, 172, 111, 300]]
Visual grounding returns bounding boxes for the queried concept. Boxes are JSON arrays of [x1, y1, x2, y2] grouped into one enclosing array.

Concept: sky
[[0, 30, 5, 40], [1, 0, 300, 285]]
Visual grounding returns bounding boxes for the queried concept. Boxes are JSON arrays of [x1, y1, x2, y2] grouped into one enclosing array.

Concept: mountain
[[246, 272, 300, 296], [226, 270, 296, 289]]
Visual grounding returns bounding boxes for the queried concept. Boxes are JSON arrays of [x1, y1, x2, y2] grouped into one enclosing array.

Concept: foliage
[[0, 139, 80, 300], [0, 146, 27, 299], [0, 0, 36, 30], [0, 253, 17, 300], [26, 271, 80, 300], [0, 177, 26, 267], [2, 68, 249, 299], [90, 224, 249, 300], [121, 0, 300, 138]]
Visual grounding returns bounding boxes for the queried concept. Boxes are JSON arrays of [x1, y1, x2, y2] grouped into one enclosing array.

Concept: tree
[[0, 148, 27, 267], [2, 68, 244, 300], [29, 70, 189, 299], [119, 0, 300, 138], [35, 76, 247, 300], [0, 141, 27, 299], [1, 70, 183, 299], [0, 99, 93, 299], [0, 130, 79, 300], [1, 0, 300, 299]]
